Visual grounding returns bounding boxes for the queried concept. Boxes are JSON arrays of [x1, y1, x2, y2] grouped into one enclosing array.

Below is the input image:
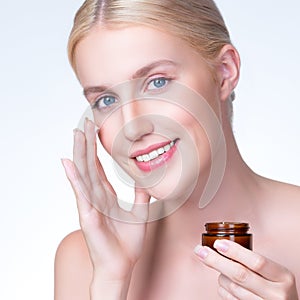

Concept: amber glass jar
[[202, 222, 252, 250]]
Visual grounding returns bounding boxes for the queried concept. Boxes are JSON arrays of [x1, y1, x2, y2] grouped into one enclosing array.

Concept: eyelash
[[145, 76, 172, 92], [91, 94, 118, 111], [91, 76, 173, 111]]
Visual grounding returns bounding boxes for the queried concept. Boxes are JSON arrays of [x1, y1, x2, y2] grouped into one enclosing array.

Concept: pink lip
[[133, 140, 178, 172], [130, 140, 174, 158]]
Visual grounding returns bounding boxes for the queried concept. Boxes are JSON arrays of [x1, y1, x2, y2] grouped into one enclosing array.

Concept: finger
[[194, 245, 271, 298], [62, 158, 116, 230], [95, 154, 116, 197], [131, 186, 150, 223], [84, 118, 103, 186], [134, 187, 151, 204], [103, 187, 150, 224], [83, 119, 120, 213], [95, 128, 110, 181], [218, 286, 239, 300], [73, 128, 91, 188], [214, 239, 289, 282], [94, 129, 117, 196], [219, 274, 262, 300], [85, 119, 117, 201], [61, 158, 93, 217]]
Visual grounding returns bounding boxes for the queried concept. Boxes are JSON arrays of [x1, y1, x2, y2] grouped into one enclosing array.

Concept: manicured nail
[[194, 245, 209, 259], [73, 128, 80, 136], [214, 240, 230, 252]]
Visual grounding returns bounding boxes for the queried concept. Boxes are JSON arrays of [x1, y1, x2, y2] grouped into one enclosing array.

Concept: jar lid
[[205, 222, 250, 233]]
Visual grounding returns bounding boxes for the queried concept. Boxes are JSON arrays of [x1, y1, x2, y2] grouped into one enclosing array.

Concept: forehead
[[74, 25, 200, 87]]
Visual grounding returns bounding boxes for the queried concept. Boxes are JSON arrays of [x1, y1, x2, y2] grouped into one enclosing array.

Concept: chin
[[141, 150, 201, 203]]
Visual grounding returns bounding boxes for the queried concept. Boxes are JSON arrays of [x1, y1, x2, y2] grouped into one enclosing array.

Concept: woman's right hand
[[62, 118, 150, 292]]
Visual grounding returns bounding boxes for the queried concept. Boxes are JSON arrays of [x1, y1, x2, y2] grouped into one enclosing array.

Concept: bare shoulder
[[260, 177, 300, 208], [260, 178, 300, 225], [255, 178, 300, 275], [54, 230, 93, 300], [257, 176, 300, 240]]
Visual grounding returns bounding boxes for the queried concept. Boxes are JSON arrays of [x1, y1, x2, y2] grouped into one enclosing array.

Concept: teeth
[[149, 150, 159, 160], [164, 144, 170, 152], [142, 154, 150, 162], [135, 140, 176, 162], [157, 148, 164, 155], [136, 156, 143, 162]]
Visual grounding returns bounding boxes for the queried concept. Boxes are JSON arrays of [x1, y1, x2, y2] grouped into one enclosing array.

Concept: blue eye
[[102, 96, 116, 106], [148, 77, 169, 90], [92, 95, 117, 110]]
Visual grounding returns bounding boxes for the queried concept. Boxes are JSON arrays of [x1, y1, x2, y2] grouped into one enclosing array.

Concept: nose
[[121, 100, 154, 141]]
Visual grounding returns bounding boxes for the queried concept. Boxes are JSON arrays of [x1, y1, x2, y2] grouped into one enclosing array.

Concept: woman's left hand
[[194, 240, 298, 299]]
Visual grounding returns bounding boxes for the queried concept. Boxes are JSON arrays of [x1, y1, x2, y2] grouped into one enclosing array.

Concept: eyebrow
[[131, 59, 177, 79], [83, 59, 177, 98]]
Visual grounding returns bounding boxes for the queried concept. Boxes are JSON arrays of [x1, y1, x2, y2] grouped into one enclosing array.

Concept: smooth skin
[[55, 25, 300, 299]]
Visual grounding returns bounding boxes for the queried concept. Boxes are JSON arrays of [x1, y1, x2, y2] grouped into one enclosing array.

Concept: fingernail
[[194, 245, 209, 259], [85, 117, 93, 127], [214, 240, 230, 252]]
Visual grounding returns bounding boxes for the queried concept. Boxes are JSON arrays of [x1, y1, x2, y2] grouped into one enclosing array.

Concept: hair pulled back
[[68, 0, 232, 73]]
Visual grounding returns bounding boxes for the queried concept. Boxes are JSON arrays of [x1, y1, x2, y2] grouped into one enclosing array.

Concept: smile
[[132, 139, 179, 172], [135, 140, 176, 162]]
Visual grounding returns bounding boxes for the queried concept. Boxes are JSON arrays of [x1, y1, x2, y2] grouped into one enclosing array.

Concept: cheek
[[97, 132, 110, 157], [97, 122, 117, 155], [168, 101, 222, 181], [177, 113, 212, 171], [94, 109, 124, 155], [184, 71, 222, 120]]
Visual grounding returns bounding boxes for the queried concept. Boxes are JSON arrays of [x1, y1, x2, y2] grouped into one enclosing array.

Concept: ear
[[216, 45, 240, 102]]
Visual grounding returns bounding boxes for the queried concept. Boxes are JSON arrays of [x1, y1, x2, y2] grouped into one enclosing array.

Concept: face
[[75, 25, 225, 202]]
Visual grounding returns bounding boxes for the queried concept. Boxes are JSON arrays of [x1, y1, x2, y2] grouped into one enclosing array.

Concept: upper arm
[[54, 230, 93, 300]]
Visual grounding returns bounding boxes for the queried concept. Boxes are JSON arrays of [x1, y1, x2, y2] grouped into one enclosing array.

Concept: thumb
[[131, 186, 150, 223], [134, 186, 151, 204]]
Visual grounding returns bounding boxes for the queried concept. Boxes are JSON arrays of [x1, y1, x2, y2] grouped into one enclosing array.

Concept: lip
[[133, 139, 179, 172], [130, 140, 174, 158]]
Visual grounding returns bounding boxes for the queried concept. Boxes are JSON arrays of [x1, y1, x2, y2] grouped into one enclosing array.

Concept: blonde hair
[[68, 0, 232, 72]]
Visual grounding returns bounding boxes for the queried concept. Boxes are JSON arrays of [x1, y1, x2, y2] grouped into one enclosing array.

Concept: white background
[[0, 0, 299, 299]]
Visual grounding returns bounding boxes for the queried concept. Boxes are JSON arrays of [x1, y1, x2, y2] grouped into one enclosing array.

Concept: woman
[[55, 0, 300, 299]]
